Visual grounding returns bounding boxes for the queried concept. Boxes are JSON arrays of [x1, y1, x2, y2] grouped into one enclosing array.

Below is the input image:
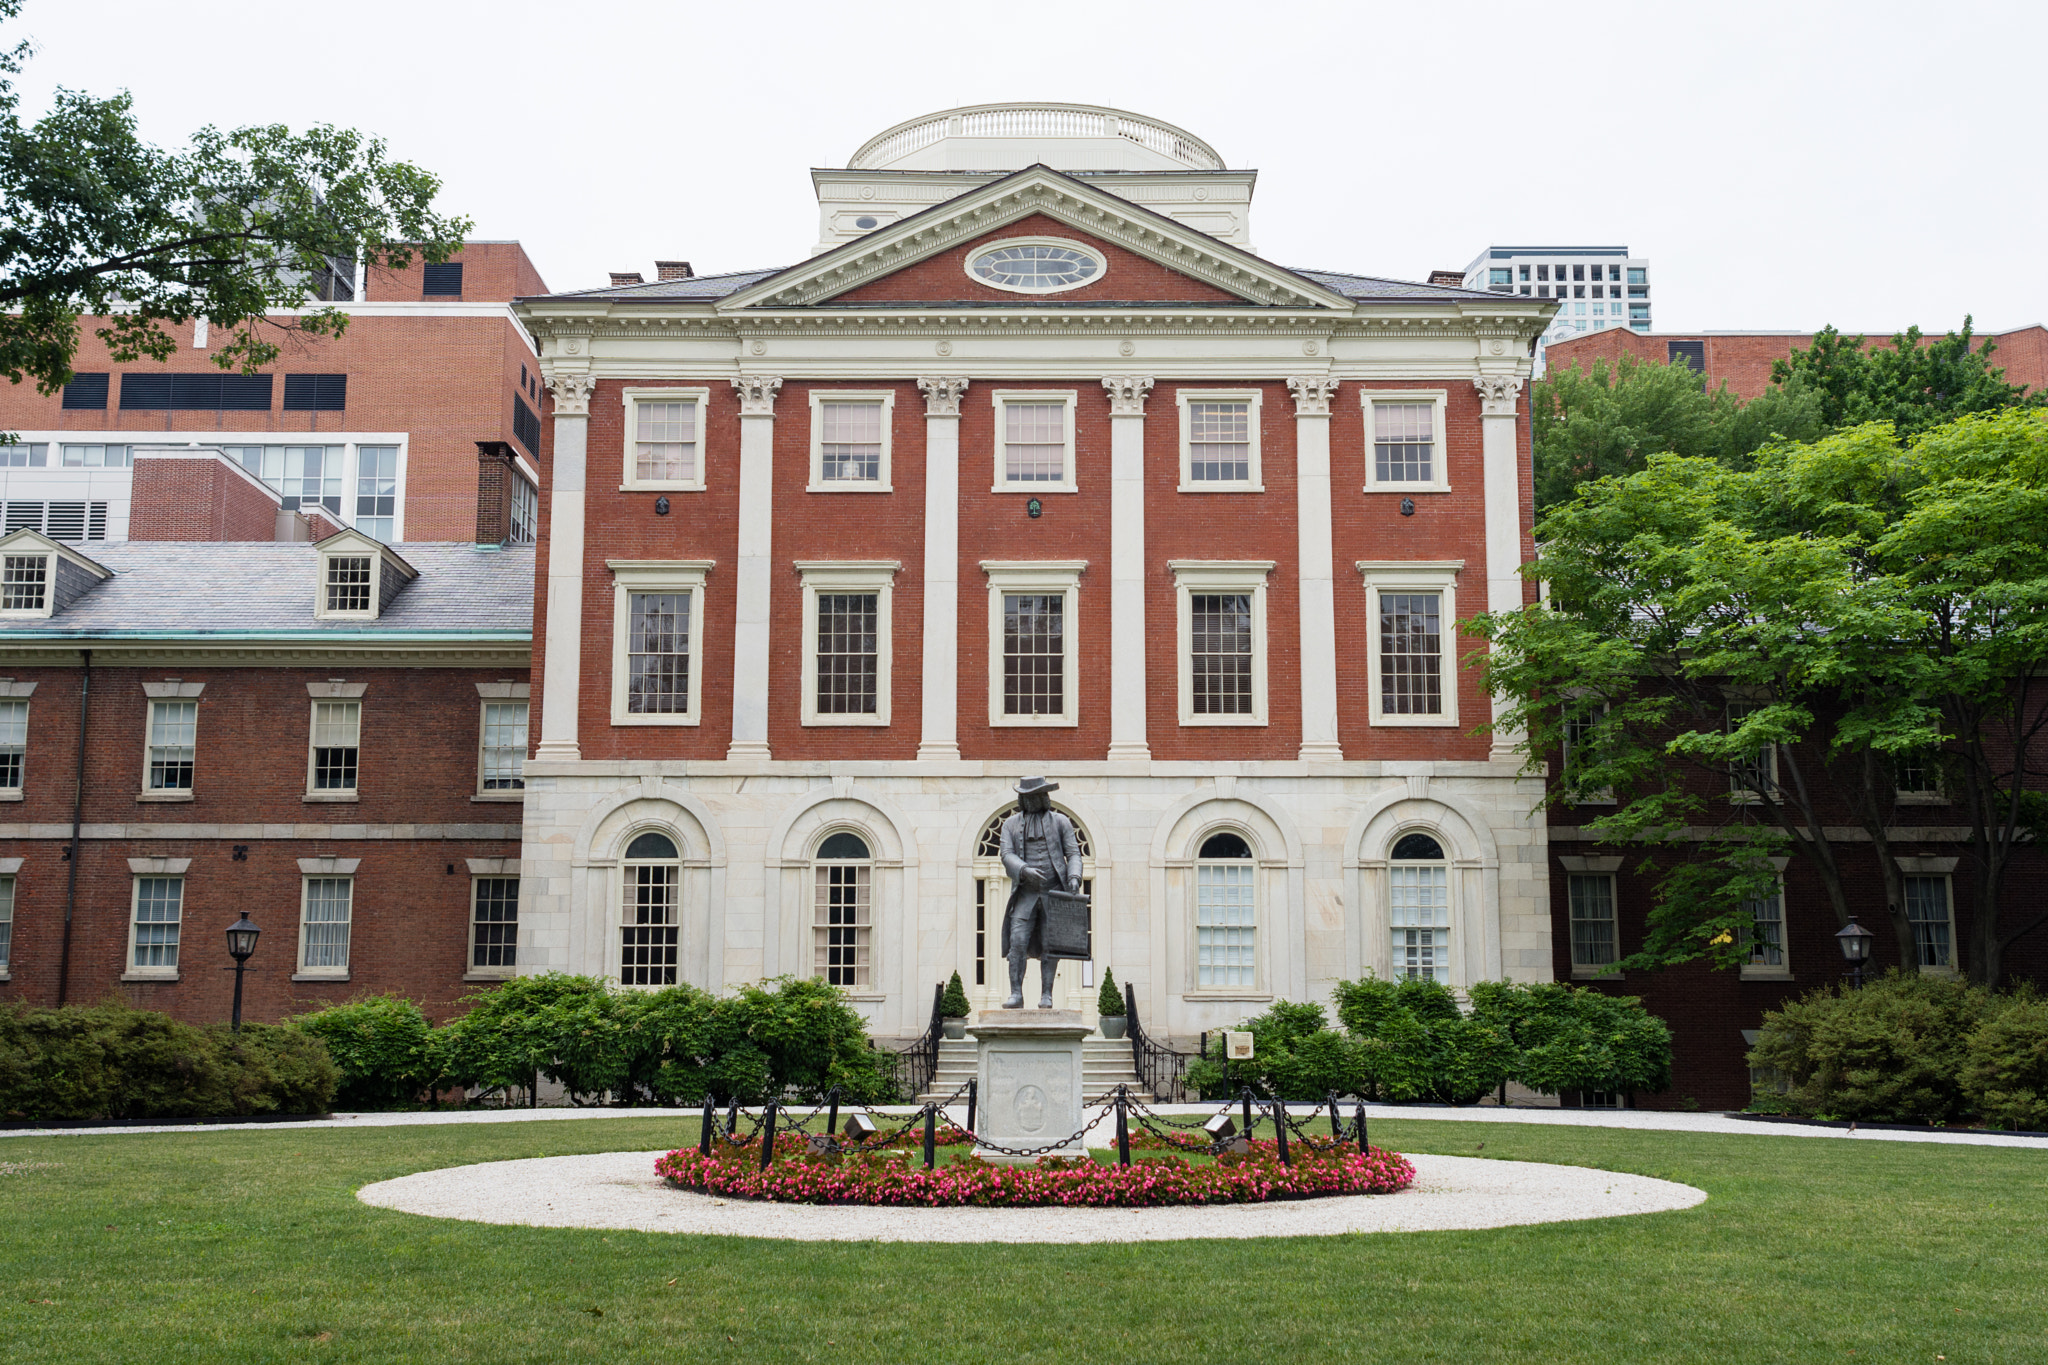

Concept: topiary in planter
[[1097, 968, 1124, 1017], [940, 971, 972, 1019]]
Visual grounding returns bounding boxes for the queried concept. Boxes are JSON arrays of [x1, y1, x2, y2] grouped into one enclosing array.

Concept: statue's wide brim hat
[[1014, 775, 1060, 795]]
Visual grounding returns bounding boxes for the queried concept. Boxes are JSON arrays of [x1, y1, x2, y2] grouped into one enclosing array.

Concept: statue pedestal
[[966, 1011, 1092, 1165]]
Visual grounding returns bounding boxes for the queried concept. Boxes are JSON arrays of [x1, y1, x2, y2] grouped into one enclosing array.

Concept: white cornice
[[713, 170, 1350, 312]]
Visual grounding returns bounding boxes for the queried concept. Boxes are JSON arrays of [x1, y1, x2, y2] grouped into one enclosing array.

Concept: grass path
[[2, 1116, 2043, 1363]]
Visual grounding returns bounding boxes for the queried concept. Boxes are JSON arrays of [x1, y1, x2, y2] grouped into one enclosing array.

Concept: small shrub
[[1335, 975, 1516, 1105], [940, 972, 972, 1019], [1468, 980, 1674, 1099], [1748, 970, 1998, 1124], [289, 995, 437, 1110], [1188, 999, 1364, 1101], [1960, 992, 2048, 1131], [1096, 969, 1123, 1017]]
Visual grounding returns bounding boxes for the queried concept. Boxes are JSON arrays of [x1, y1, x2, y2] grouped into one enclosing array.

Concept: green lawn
[[2, 1116, 2044, 1364]]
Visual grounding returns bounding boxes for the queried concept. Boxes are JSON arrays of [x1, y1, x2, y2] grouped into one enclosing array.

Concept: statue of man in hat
[[998, 776, 1084, 1009]]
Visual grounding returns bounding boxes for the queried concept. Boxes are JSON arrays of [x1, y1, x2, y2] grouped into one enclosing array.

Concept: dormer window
[[326, 556, 374, 614], [1, 555, 47, 614], [311, 530, 418, 623]]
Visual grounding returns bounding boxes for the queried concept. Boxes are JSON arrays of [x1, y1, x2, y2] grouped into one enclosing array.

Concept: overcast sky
[[12, 0, 2044, 335]]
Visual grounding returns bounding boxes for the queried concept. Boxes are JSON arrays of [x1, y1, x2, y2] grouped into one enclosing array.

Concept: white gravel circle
[[357, 1150, 1704, 1242]]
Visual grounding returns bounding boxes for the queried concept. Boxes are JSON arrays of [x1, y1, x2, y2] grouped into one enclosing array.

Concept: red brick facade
[[127, 453, 281, 542]]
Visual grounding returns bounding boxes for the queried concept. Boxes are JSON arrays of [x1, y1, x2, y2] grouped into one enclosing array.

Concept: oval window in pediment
[[967, 238, 1105, 293]]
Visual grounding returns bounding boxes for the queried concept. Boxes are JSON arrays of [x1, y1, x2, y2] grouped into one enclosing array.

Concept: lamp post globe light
[[225, 913, 260, 1031], [1835, 915, 1876, 990]]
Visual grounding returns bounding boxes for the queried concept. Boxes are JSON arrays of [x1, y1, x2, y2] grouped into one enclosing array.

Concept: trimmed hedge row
[[1186, 976, 1674, 1104], [1749, 971, 2048, 1129], [0, 1000, 338, 1121], [292, 974, 899, 1109]]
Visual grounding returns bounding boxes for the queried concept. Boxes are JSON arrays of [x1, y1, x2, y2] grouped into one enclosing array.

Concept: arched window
[[621, 830, 680, 986], [1389, 832, 1449, 982], [814, 830, 872, 988], [1195, 831, 1255, 987], [971, 805, 1094, 988]]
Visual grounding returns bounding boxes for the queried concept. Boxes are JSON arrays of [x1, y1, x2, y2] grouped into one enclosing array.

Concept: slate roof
[[0, 542, 533, 638], [530, 268, 782, 303], [1287, 269, 1505, 303]]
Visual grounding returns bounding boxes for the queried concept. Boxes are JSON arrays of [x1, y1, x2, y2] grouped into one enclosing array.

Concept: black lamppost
[[1835, 916, 1876, 990], [225, 913, 260, 1031]]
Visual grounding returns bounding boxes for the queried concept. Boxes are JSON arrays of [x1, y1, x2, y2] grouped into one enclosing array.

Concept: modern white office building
[[1462, 246, 1651, 372]]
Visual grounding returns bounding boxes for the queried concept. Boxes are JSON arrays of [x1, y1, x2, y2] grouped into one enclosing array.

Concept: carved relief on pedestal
[[1100, 374, 1155, 416], [1286, 375, 1339, 416], [731, 374, 785, 415], [917, 376, 971, 416]]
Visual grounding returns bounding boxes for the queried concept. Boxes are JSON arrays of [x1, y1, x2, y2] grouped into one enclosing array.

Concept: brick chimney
[[475, 440, 518, 545], [654, 260, 694, 281], [1428, 270, 1466, 287], [609, 271, 644, 287]]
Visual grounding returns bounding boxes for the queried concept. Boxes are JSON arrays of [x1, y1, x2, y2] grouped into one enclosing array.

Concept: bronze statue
[[997, 775, 1085, 1009]]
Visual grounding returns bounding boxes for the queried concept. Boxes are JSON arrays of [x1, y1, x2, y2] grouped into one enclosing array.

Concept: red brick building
[[0, 509, 532, 1021], [511, 104, 1560, 1049], [0, 242, 551, 548], [1545, 324, 2048, 400]]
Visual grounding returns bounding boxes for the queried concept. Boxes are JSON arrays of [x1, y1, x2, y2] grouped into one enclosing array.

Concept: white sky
[[12, 0, 2045, 335]]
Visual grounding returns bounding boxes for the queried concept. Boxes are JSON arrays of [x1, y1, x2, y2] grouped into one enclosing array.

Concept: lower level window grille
[[621, 862, 679, 985], [472, 877, 518, 969], [301, 877, 352, 969], [132, 876, 183, 969]]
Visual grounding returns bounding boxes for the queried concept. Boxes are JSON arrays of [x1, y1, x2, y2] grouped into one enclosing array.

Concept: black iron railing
[[892, 982, 946, 1100], [1126, 982, 1195, 1102]]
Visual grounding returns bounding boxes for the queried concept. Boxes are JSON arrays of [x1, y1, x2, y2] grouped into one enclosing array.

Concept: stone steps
[[918, 1038, 1148, 1105]]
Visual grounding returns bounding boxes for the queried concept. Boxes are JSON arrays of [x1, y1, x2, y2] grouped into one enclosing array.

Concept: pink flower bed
[[655, 1136, 1415, 1208]]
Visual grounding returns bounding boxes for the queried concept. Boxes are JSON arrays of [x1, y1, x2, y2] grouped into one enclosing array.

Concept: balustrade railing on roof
[[851, 104, 1224, 172]]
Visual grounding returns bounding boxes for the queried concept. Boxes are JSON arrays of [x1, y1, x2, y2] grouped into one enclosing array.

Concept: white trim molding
[[1169, 560, 1274, 727], [1357, 560, 1463, 728], [140, 680, 205, 698], [1360, 388, 1451, 493], [1174, 387, 1263, 492], [990, 389, 1079, 494], [620, 386, 710, 492], [797, 560, 900, 727], [982, 560, 1086, 728], [806, 389, 896, 493], [608, 560, 714, 727]]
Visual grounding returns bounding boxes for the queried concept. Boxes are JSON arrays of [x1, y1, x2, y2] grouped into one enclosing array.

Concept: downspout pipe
[[56, 649, 90, 1007]]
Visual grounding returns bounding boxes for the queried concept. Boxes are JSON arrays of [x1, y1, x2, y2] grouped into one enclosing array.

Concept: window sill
[[1571, 967, 1624, 981], [988, 716, 1080, 729], [0, 971, 9, 982], [990, 485, 1078, 496], [805, 483, 894, 494], [1368, 716, 1459, 728], [1176, 483, 1265, 495], [463, 970, 516, 983], [0, 790, 20, 802], [1918, 964, 1959, 978], [136, 791, 195, 803], [609, 714, 701, 728], [471, 792, 525, 803], [120, 971, 179, 983], [1362, 485, 1452, 495], [303, 792, 360, 803], [1739, 966, 1793, 981], [1183, 992, 1274, 1003], [618, 483, 706, 494], [291, 972, 350, 983], [1178, 714, 1269, 728], [1895, 792, 1950, 806], [801, 716, 891, 728], [838, 992, 887, 1002]]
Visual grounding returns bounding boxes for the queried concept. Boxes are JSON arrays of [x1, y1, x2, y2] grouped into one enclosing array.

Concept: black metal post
[[1327, 1092, 1343, 1140], [699, 1097, 715, 1156], [923, 1105, 937, 1169], [826, 1085, 841, 1136], [1354, 1099, 1369, 1156], [725, 1096, 738, 1138], [965, 1078, 978, 1135], [1273, 1099, 1290, 1166], [230, 957, 248, 1033], [1115, 1086, 1130, 1167], [759, 1102, 778, 1170], [1241, 1087, 1254, 1141]]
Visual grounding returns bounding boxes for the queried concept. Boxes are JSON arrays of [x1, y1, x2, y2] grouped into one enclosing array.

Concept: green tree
[[0, 0, 469, 395], [1532, 354, 1823, 512], [1771, 319, 2040, 439], [1476, 410, 2048, 984]]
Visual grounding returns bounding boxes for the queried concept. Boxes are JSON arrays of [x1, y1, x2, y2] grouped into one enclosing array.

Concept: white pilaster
[[1476, 375, 1527, 763], [916, 377, 969, 761], [1287, 376, 1342, 762], [1103, 375, 1154, 763], [535, 372, 595, 762], [729, 375, 783, 761]]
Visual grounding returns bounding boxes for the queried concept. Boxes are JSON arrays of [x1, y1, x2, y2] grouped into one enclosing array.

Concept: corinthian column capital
[[731, 374, 784, 415], [1473, 375, 1523, 416], [1101, 374, 1155, 416], [1286, 376, 1339, 416], [546, 373, 597, 417], [917, 376, 971, 416]]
